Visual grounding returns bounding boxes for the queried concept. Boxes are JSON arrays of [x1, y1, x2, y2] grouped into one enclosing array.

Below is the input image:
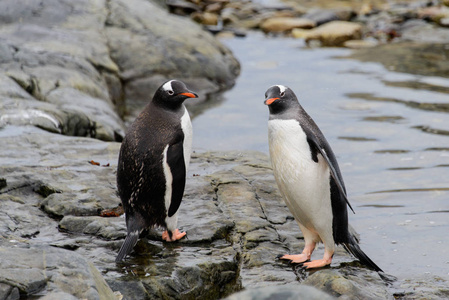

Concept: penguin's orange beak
[[264, 97, 279, 105], [180, 92, 198, 98]]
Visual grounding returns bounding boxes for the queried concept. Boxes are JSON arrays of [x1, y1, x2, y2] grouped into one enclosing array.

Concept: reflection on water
[[192, 32, 449, 282]]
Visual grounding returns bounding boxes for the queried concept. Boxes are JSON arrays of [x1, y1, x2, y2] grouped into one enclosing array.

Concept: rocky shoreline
[[1, 0, 449, 299], [178, 0, 449, 47], [1, 126, 396, 299]]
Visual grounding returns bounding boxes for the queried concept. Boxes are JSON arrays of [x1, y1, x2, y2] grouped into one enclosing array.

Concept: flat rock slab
[[0, 125, 391, 299], [0, 246, 117, 299]]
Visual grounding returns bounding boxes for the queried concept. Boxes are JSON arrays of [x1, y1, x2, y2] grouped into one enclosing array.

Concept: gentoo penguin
[[115, 80, 197, 262], [264, 85, 382, 271]]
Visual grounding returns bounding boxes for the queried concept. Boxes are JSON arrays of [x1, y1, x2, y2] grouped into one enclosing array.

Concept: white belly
[[181, 106, 193, 170], [164, 106, 192, 231], [268, 119, 333, 242]]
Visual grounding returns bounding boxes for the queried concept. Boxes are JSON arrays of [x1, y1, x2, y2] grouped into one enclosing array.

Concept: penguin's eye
[[168, 90, 174, 95], [280, 92, 285, 97]]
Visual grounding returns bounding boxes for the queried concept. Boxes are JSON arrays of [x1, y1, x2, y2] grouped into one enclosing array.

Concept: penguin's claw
[[162, 229, 186, 242], [279, 254, 310, 264], [302, 258, 332, 269]]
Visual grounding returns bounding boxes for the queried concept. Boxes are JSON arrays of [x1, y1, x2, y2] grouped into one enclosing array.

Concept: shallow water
[[192, 32, 449, 282]]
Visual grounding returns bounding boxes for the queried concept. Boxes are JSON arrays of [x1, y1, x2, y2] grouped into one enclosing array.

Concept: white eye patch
[[162, 80, 174, 94], [276, 85, 286, 94]]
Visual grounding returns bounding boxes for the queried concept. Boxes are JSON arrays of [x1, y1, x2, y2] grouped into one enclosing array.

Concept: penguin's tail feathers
[[343, 236, 383, 273], [115, 229, 140, 262]]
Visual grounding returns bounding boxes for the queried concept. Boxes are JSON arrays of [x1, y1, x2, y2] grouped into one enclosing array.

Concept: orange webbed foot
[[302, 258, 332, 269], [162, 229, 186, 242], [279, 254, 310, 264]]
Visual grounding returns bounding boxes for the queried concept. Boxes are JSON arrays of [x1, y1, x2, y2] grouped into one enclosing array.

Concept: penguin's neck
[[269, 103, 302, 121], [152, 100, 185, 115]]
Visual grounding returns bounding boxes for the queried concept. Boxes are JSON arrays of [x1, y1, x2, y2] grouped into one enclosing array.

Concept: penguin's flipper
[[305, 132, 355, 214], [166, 141, 186, 217], [115, 230, 140, 262]]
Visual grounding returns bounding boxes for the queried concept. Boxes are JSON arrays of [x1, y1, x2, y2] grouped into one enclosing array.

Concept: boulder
[[0, 0, 240, 136], [260, 17, 316, 33], [105, 0, 240, 122], [303, 21, 363, 47]]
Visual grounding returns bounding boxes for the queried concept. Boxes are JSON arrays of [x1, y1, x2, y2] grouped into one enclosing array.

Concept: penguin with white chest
[[264, 85, 382, 271], [115, 80, 197, 262]]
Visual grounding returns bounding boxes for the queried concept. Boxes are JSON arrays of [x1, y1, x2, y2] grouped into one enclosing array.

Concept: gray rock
[[105, 0, 240, 122], [348, 42, 449, 79], [302, 8, 351, 26], [400, 19, 449, 43], [0, 0, 240, 138], [302, 268, 392, 300], [225, 284, 335, 300], [59, 216, 126, 240], [0, 246, 117, 299], [0, 283, 20, 300], [0, 0, 124, 141]]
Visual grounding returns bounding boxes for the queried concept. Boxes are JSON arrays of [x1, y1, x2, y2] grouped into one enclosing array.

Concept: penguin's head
[[153, 80, 198, 109], [264, 85, 298, 115]]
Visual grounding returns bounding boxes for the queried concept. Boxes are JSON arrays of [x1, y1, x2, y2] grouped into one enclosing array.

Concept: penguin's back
[[117, 103, 186, 227]]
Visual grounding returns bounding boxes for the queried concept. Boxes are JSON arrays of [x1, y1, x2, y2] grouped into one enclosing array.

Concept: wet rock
[[59, 216, 126, 240], [400, 19, 449, 43], [302, 268, 392, 300], [304, 21, 363, 47], [0, 246, 117, 299], [260, 17, 316, 33], [348, 42, 449, 78], [224, 284, 335, 300], [0, 126, 398, 299]]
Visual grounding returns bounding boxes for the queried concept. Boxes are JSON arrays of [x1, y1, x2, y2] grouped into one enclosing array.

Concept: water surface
[[193, 32, 449, 283]]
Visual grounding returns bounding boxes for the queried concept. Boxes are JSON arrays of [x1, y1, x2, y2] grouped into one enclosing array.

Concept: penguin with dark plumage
[[264, 84, 382, 272], [115, 80, 197, 262]]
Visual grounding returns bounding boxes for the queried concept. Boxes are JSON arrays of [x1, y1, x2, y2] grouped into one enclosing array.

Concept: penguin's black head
[[264, 85, 299, 115], [153, 80, 198, 110]]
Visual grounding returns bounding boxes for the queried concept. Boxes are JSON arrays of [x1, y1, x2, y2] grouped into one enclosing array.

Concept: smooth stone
[[260, 17, 316, 33], [343, 39, 378, 49], [302, 8, 354, 26], [191, 11, 219, 26], [304, 21, 363, 47]]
